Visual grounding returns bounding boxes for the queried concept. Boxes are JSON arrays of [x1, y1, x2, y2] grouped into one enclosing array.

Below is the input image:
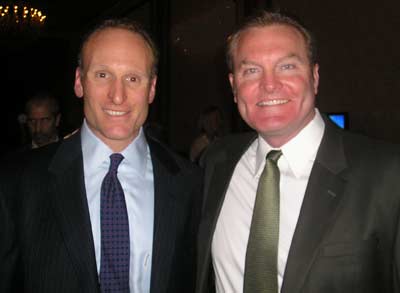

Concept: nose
[[36, 120, 42, 132], [31, 120, 42, 133], [109, 79, 127, 105], [262, 72, 282, 93]]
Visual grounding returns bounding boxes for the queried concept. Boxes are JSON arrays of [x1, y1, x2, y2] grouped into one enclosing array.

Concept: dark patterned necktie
[[244, 150, 282, 293], [100, 153, 130, 293]]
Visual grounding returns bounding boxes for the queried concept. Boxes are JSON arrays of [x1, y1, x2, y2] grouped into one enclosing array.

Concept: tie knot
[[266, 150, 282, 163], [109, 153, 124, 173]]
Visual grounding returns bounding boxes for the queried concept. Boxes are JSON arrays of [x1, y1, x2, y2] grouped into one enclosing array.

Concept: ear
[[74, 67, 84, 98], [229, 73, 237, 103], [55, 113, 61, 127], [148, 76, 157, 104], [312, 63, 319, 95]]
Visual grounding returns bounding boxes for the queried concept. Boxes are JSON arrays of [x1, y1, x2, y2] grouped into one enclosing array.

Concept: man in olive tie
[[196, 10, 400, 293]]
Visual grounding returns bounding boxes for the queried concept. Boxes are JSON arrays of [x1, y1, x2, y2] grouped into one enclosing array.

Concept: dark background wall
[[1, 0, 400, 156], [276, 0, 400, 143]]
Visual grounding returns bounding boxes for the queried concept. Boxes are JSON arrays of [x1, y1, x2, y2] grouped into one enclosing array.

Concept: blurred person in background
[[190, 105, 224, 163], [23, 92, 61, 149]]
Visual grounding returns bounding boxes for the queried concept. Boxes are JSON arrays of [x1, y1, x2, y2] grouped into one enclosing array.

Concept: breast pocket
[[304, 239, 380, 293], [321, 239, 377, 258]]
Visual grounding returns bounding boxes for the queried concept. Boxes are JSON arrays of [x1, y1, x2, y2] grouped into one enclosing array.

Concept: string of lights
[[0, 3, 46, 35]]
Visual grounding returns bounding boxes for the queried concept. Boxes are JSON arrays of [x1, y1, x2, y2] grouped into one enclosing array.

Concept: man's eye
[[281, 64, 295, 70], [244, 68, 258, 75], [96, 72, 108, 78], [125, 74, 141, 83]]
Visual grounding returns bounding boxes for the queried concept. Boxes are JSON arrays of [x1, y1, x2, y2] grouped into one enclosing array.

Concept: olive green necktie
[[244, 150, 282, 293]]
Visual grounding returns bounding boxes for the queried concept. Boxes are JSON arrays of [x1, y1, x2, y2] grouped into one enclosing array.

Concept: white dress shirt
[[81, 120, 154, 293], [212, 110, 325, 293]]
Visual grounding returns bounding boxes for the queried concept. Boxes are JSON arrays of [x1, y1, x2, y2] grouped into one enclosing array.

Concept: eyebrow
[[238, 53, 306, 68], [238, 60, 261, 68], [280, 53, 305, 63]]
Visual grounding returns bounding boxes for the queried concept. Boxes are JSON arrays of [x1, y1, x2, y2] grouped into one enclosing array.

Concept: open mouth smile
[[257, 99, 289, 106], [104, 109, 127, 116]]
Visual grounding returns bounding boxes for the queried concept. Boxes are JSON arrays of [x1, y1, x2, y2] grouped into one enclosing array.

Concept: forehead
[[234, 24, 308, 61], [81, 28, 153, 70], [28, 104, 53, 117]]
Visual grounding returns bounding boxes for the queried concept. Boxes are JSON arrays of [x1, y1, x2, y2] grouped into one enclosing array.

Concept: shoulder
[[201, 132, 257, 165], [321, 119, 400, 164], [1, 141, 59, 177], [146, 132, 200, 177], [0, 133, 80, 188], [0, 141, 64, 207], [322, 125, 400, 186], [340, 129, 400, 165]]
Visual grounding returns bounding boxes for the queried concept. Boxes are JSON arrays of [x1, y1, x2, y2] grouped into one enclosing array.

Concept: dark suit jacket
[[196, 120, 400, 293], [0, 190, 17, 293], [1, 130, 201, 293]]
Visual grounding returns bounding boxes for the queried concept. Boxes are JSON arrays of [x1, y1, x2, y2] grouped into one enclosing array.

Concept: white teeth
[[104, 109, 126, 116], [258, 99, 289, 106]]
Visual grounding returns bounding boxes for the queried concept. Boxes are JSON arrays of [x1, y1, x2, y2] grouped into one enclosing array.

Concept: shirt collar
[[81, 119, 149, 175], [254, 109, 325, 178]]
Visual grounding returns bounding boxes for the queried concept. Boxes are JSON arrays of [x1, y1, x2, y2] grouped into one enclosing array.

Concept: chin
[[108, 128, 139, 140], [251, 116, 287, 130]]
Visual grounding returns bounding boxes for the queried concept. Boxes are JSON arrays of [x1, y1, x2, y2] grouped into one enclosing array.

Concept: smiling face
[[229, 24, 319, 147], [74, 27, 157, 152]]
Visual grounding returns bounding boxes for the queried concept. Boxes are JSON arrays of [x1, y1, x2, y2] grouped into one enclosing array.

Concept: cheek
[[84, 78, 109, 96], [282, 79, 316, 117], [83, 97, 102, 124], [130, 87, 153, 106], [84, 88, 106, 108], [235, 81, 259, 103], [43, 122, 52, 130], [285, 75, 313, 95], [234, 84, 259, 119], [234, 94, 250, 114]]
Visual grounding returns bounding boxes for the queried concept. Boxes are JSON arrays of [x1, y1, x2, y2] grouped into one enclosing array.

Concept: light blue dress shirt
[[81, 120, 154, 293]]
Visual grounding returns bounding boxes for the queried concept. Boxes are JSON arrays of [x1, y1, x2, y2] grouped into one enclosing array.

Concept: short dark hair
[[25, 92, 60, 116], [226, 11, 317, 73], [77, 18, 159, 77]]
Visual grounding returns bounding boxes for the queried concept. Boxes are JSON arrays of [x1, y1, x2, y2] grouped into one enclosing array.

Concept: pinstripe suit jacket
[[0, 130, 201, 293]]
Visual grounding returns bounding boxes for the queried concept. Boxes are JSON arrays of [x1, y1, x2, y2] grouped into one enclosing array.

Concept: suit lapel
[[148, 138, 187, 293], [203, 132, 257, 233], [197, 133, 257, 292], [282, 123, 349, 293], [48, 133, 99, 292]]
